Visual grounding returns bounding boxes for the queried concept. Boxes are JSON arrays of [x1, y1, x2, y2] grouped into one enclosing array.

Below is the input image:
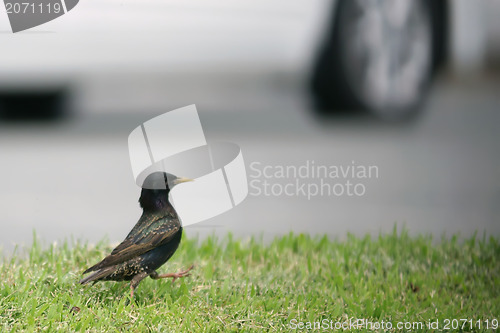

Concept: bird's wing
[[83, 214, 180, 274]]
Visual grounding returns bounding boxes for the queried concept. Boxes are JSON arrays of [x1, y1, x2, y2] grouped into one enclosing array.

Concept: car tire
[[311, 0, 436, 120], [0, 89, 67, 121]]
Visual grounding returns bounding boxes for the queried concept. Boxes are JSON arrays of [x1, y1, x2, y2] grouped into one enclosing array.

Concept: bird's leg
[[129, 272, 149, 298], [150, 264, 195, 284]]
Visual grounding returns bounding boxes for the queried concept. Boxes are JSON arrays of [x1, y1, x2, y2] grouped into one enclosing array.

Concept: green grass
[[0, 229, 499, 332]]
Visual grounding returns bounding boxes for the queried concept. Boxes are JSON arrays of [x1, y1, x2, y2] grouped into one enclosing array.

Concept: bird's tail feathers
[[79, 265, 116, 285], [83, 262, 102, 275]]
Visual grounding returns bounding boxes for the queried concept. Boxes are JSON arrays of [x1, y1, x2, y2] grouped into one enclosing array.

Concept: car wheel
[[311, 0, 435, 120], [0, 89, 68, 121]]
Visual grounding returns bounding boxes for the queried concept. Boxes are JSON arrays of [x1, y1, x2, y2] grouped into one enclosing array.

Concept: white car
[[0, 0, 489, 119]]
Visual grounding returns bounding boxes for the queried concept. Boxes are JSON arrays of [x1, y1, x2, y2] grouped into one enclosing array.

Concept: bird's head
[[139, 172, 193, 211], [141, 172, 193, 191]]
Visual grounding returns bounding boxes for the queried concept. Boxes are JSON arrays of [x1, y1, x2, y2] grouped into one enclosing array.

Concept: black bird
[[79, 172, 194, 297]]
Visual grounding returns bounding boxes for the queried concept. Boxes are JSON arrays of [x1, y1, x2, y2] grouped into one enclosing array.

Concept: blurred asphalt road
[[0, 74, 499, 253]]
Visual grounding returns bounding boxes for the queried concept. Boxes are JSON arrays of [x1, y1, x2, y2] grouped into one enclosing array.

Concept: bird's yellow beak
[[173, 177, 194, 185]]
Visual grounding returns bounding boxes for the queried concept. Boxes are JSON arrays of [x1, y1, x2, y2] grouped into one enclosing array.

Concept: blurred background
[[0, 0, 499, 253]]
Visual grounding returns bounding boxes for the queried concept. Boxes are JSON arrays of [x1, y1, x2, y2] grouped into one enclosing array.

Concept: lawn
[[0, 228, 499, 332]]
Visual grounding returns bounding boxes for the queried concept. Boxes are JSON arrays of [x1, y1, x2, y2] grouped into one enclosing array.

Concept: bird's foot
[[151, 264, 195, 284], [129, 272, 149, 298]]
